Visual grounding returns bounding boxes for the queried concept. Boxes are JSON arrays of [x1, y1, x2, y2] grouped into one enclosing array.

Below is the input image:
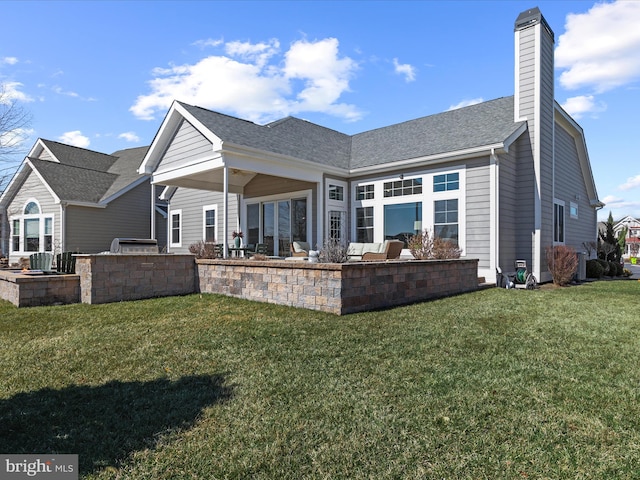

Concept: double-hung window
[[554, 200, 565, 243], [203, 206, 216, 243], [170, 210, 182, 247]]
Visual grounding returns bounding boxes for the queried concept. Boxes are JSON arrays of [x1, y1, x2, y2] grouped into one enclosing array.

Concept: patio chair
[[290, 241, 310, 257], [247, 243, 268, 258], [213, 244, 225, 258], [56, 252, 77, 274], [29, 252, 54, 271]]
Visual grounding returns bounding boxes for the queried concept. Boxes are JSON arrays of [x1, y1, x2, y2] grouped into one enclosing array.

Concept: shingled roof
[[177, 96, 524, 171], [26, 140, 149, 204]]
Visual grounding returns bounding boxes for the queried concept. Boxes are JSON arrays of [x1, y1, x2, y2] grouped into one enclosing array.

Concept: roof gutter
[[349, 142, 508, 177]]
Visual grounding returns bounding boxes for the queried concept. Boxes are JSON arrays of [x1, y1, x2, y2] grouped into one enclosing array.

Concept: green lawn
[[1, 281, 639, 479]]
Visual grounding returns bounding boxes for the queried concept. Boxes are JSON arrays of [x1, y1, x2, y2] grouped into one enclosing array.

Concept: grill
[[110, 238, 158, 254]]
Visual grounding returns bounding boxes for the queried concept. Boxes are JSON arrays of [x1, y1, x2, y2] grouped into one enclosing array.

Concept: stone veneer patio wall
[[0, 270, 80, 307], [1, 255, 479, 313], [196, 258, 479, 315], [75, 254, 196, 305]]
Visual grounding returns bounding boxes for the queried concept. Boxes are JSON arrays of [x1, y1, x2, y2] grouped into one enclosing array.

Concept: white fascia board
[[151, 155, 225, 185], [159, 186, 178, 201], [349, 142, 507, 176], [139, 102, 223, 175], [503, 123, 528, 153], [27, 138, 59, 162], [61, 201, 106, 208], [222, 142, 348, 179], [0, 160, 28, 207], [98, 175, 150, 206]]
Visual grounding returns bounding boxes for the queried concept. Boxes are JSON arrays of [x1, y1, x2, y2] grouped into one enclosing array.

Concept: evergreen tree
[[599, 212, 621, 262]]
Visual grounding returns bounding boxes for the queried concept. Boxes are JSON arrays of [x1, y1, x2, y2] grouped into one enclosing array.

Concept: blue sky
[[1, 0, 639, 221]]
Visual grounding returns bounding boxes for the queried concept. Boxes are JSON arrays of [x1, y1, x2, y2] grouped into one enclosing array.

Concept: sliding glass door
[[248, 197, 308, 256]]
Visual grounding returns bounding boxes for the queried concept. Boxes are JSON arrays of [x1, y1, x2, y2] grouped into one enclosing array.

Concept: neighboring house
[[0, 139, 166, 265], [612, 216, 640, 258], [138, 7, 603, 284]]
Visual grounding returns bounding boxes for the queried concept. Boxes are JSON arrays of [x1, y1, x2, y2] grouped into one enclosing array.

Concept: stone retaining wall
[[196, 258, 479, 315], [1, 255, 479, 313], [76, 254, 196, 304], [0, 270, 80, 307]]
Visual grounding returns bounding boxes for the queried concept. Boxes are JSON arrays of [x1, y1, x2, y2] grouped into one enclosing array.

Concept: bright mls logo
[[1, 455, 78, 479]]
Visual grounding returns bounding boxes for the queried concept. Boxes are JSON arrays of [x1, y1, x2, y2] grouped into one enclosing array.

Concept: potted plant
[[232, 230, 243, 248]]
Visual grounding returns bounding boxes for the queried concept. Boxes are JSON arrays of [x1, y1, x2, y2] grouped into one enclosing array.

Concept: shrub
[[407, 230, 434, 260], [586, 259, 604, 279], [607, 261, 618, 277], [545, 245, 578, 286], [615, 262, 624, 276], [596, 259, 610, 276], [318, 239, 348, 263], [432, 237, 462, 259], [188, 241, 219, 259], [408, 229, 461, 260]]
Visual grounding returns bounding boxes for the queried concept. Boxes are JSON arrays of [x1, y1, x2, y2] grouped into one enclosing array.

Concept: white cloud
[[619, 174, 640, 191], [130, 37, 361, 123], [118, 132, 140, 142], [2, 56, 18, 65], [226, 39, 279, 68], [0, 127, 34, 149], [59, 131, 90, 148], [556, 1, 640, 92], [393, 58, 416, 82], [560, 94, 607, 119], [1, 82, 34, 103], [447, 98, 483, 111], [53, 86, 79, 98], [192, 38, 223, 49]]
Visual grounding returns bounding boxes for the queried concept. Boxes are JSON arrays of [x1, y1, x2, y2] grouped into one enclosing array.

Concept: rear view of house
[[0, 139, 165, 265], [137, 7, 601, 284]]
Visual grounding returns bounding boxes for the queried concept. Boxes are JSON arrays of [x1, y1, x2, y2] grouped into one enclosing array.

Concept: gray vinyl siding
[[514, 134, 536, 266], [498, 145, 519, 269], [465, 157, 491, 269], [554, 123, 597, 249], [38, 149, 55, 161], [168, 188, 239, 254], [538, 24, 556, 263], [157, 119, 213, 172], [7, 171, 60, 263], [65, 183, 152, 253]]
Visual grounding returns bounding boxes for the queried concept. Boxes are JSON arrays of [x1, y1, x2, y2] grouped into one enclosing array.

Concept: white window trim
[[241, 189, 313, 247], [170, 209, 182, 248], [202, 204, 217, 243], [570, 201, 578, 219], [326, 179, 347, 243], [350, 167, 466, 254], [9, 198, 55, 255]]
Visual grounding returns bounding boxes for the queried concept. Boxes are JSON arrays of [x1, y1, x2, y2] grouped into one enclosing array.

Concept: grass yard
[[1, 280, 639, 479]]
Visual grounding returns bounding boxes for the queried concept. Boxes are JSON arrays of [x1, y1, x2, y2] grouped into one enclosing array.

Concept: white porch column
[[150, 183, 156, 240], [223, 165, 229, 258]]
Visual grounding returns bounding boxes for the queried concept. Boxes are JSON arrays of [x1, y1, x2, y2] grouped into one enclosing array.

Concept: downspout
[[490, 148, 499, 281]]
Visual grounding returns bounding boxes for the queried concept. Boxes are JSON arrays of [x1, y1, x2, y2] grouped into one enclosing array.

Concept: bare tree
[[0, 83, 32, 192]]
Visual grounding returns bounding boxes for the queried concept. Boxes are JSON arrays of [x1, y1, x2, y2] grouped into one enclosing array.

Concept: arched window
[[24, 201, 40, 215], [10, 200, 54, 254]]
